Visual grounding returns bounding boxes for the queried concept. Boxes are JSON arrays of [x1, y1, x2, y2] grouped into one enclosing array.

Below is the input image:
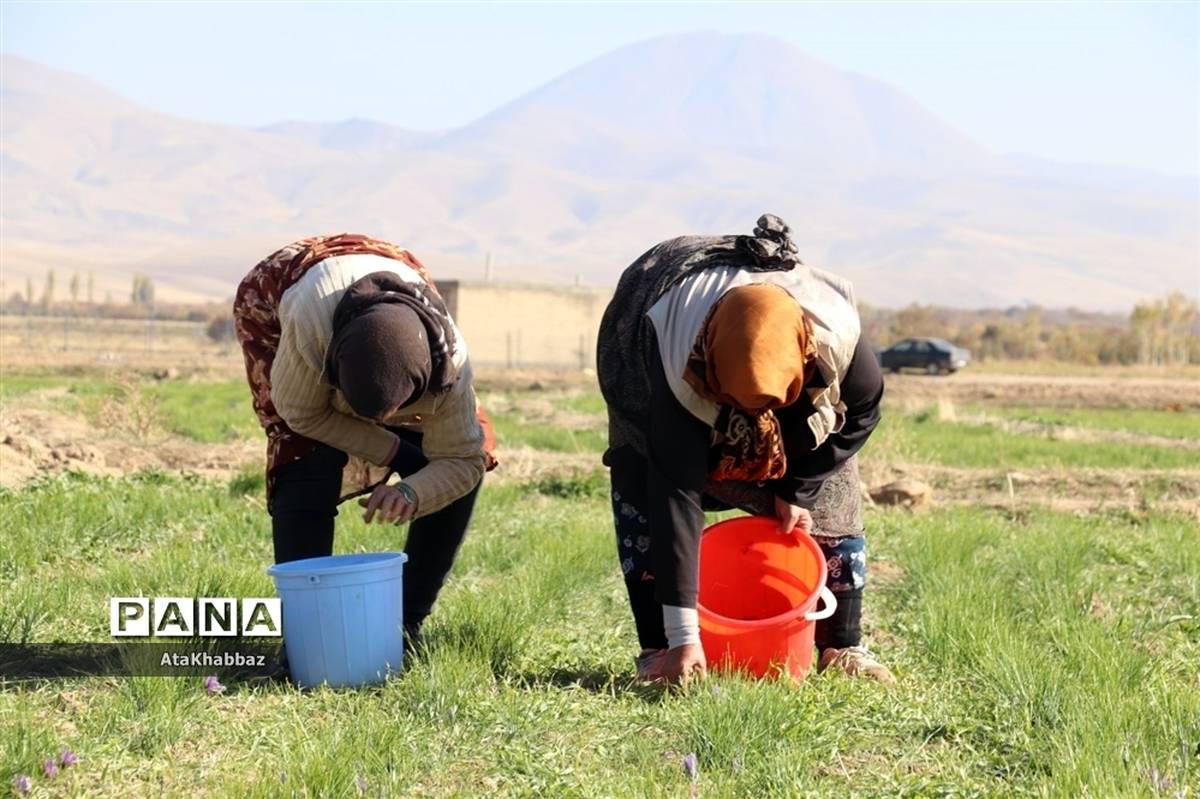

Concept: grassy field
[[1, 368, 1198, 797], [875, 413, 1198, 471], [967, 405, 1200, 442]]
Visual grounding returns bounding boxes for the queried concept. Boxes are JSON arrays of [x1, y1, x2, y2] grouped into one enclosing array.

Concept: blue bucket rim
[[267, 552, 408, 579]]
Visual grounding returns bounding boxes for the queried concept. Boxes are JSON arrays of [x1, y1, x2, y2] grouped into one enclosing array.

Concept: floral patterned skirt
[[701, 456, 864, 539]]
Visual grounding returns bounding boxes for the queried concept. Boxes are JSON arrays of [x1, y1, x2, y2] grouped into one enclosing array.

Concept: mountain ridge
[[1, 35, 1195, 310]]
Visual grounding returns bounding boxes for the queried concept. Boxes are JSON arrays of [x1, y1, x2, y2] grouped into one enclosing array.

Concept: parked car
[[878, 337, 970, 375]]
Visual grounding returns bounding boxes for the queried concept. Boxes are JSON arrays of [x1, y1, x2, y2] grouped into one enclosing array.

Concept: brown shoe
[[818, 646, 896, 683]]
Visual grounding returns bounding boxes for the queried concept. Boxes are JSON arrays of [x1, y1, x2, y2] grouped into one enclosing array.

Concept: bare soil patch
[[861, 460, 1200, 517], [487, 447, 600, 484], [0, 403, 259, 489], [474, 367, 599, 392], [0, 396, 600, 492], [482, 392, 604, 431]]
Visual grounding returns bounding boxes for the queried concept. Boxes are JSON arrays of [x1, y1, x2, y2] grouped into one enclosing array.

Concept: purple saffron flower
[[11, 775, 31, 794], [1147, 767, 1171, 793], [203, 675, 226, 696], [60, 746, 80, 767], [44, 757, 59, 778], [355, 774, 368, 795], [682, 753, 699, 782]]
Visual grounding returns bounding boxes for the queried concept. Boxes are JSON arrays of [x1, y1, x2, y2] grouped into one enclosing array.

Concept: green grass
[[144, 381, 259, 443], [551, 392, 609, 416], [876, 410, 1198, 470], [514, 390, 1199, 469], [972, 405, 1200, 441], [487, 404, 607, 453], [490, 416, 607, 453], [2, 377, 1198, 796], [2, 471, 1197, 797], [24, 377, 260, 444], [0, 373, 87, 399]]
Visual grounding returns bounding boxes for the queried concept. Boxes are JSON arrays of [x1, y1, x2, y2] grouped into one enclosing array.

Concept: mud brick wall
[[439, 281, 613, 370]]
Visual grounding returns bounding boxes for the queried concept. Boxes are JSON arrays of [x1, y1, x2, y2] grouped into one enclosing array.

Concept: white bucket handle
[[804, 586, 838, 621]]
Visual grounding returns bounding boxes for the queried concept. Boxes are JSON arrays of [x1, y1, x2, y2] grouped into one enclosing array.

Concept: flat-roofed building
[[439, 281, 612, 370]]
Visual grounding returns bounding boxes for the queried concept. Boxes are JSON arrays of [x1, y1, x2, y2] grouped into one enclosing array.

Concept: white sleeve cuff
[[663, 605, 701, 649]]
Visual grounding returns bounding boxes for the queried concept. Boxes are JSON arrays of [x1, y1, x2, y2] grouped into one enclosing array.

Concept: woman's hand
[[661, 643, 707, 686], [359, 483, 418, 525], [774, 495, 813, 535]]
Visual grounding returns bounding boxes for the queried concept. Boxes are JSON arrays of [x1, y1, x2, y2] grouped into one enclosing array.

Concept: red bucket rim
[[696, 515, 829, 630]]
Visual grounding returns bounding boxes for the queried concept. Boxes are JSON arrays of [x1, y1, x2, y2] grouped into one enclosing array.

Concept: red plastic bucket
[[697, 515, 836, 679]]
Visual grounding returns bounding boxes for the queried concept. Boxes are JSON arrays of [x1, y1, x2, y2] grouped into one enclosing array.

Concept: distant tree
[[1020, 306, 1043, 359], [979, 323, 1004, 360], [893, 303, 937, 338], [1128, 292, 1198, 366], [86, 271, 95, 305], [1163, 291, 1198, 365], [24, 276, 33, 306], [1046, 323, 1097, 365], [1130, 299, 1165, 365], [820, 297, 1195, 366], [131, 273, 156, 307], [41, 269, 56, 313], [69, 272, 81, 308]]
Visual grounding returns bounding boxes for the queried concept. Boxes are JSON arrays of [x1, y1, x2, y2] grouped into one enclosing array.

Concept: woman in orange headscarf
[[597, 215, 891, 686]]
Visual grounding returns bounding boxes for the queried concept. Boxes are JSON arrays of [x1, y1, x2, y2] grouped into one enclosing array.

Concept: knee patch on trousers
[[814, 534, 866, 593]]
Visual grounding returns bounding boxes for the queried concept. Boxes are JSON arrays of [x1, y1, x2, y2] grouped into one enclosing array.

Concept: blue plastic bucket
[[267, 552, 408, 688]]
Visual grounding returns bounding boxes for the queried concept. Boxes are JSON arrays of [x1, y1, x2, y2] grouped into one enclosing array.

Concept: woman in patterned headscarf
[[233, 234, 497, 644], [597, 214, 891, 686]]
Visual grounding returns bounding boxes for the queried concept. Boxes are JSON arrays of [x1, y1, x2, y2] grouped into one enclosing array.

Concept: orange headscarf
[[684, 283, 812, 482], [686, 284, 809, 409]]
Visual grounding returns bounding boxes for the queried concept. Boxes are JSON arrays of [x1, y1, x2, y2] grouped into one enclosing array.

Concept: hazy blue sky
[[3, 1, 1197, 175]]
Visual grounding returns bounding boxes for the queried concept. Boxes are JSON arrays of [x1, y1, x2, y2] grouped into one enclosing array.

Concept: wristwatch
[[394, 481, 418, 508]]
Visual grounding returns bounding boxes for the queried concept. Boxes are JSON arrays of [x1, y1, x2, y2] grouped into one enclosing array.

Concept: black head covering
[[324, 272, 458, 419]]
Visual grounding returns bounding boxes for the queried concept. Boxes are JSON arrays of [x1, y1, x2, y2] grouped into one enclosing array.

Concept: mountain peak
[[463, 30, 990, 172]]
